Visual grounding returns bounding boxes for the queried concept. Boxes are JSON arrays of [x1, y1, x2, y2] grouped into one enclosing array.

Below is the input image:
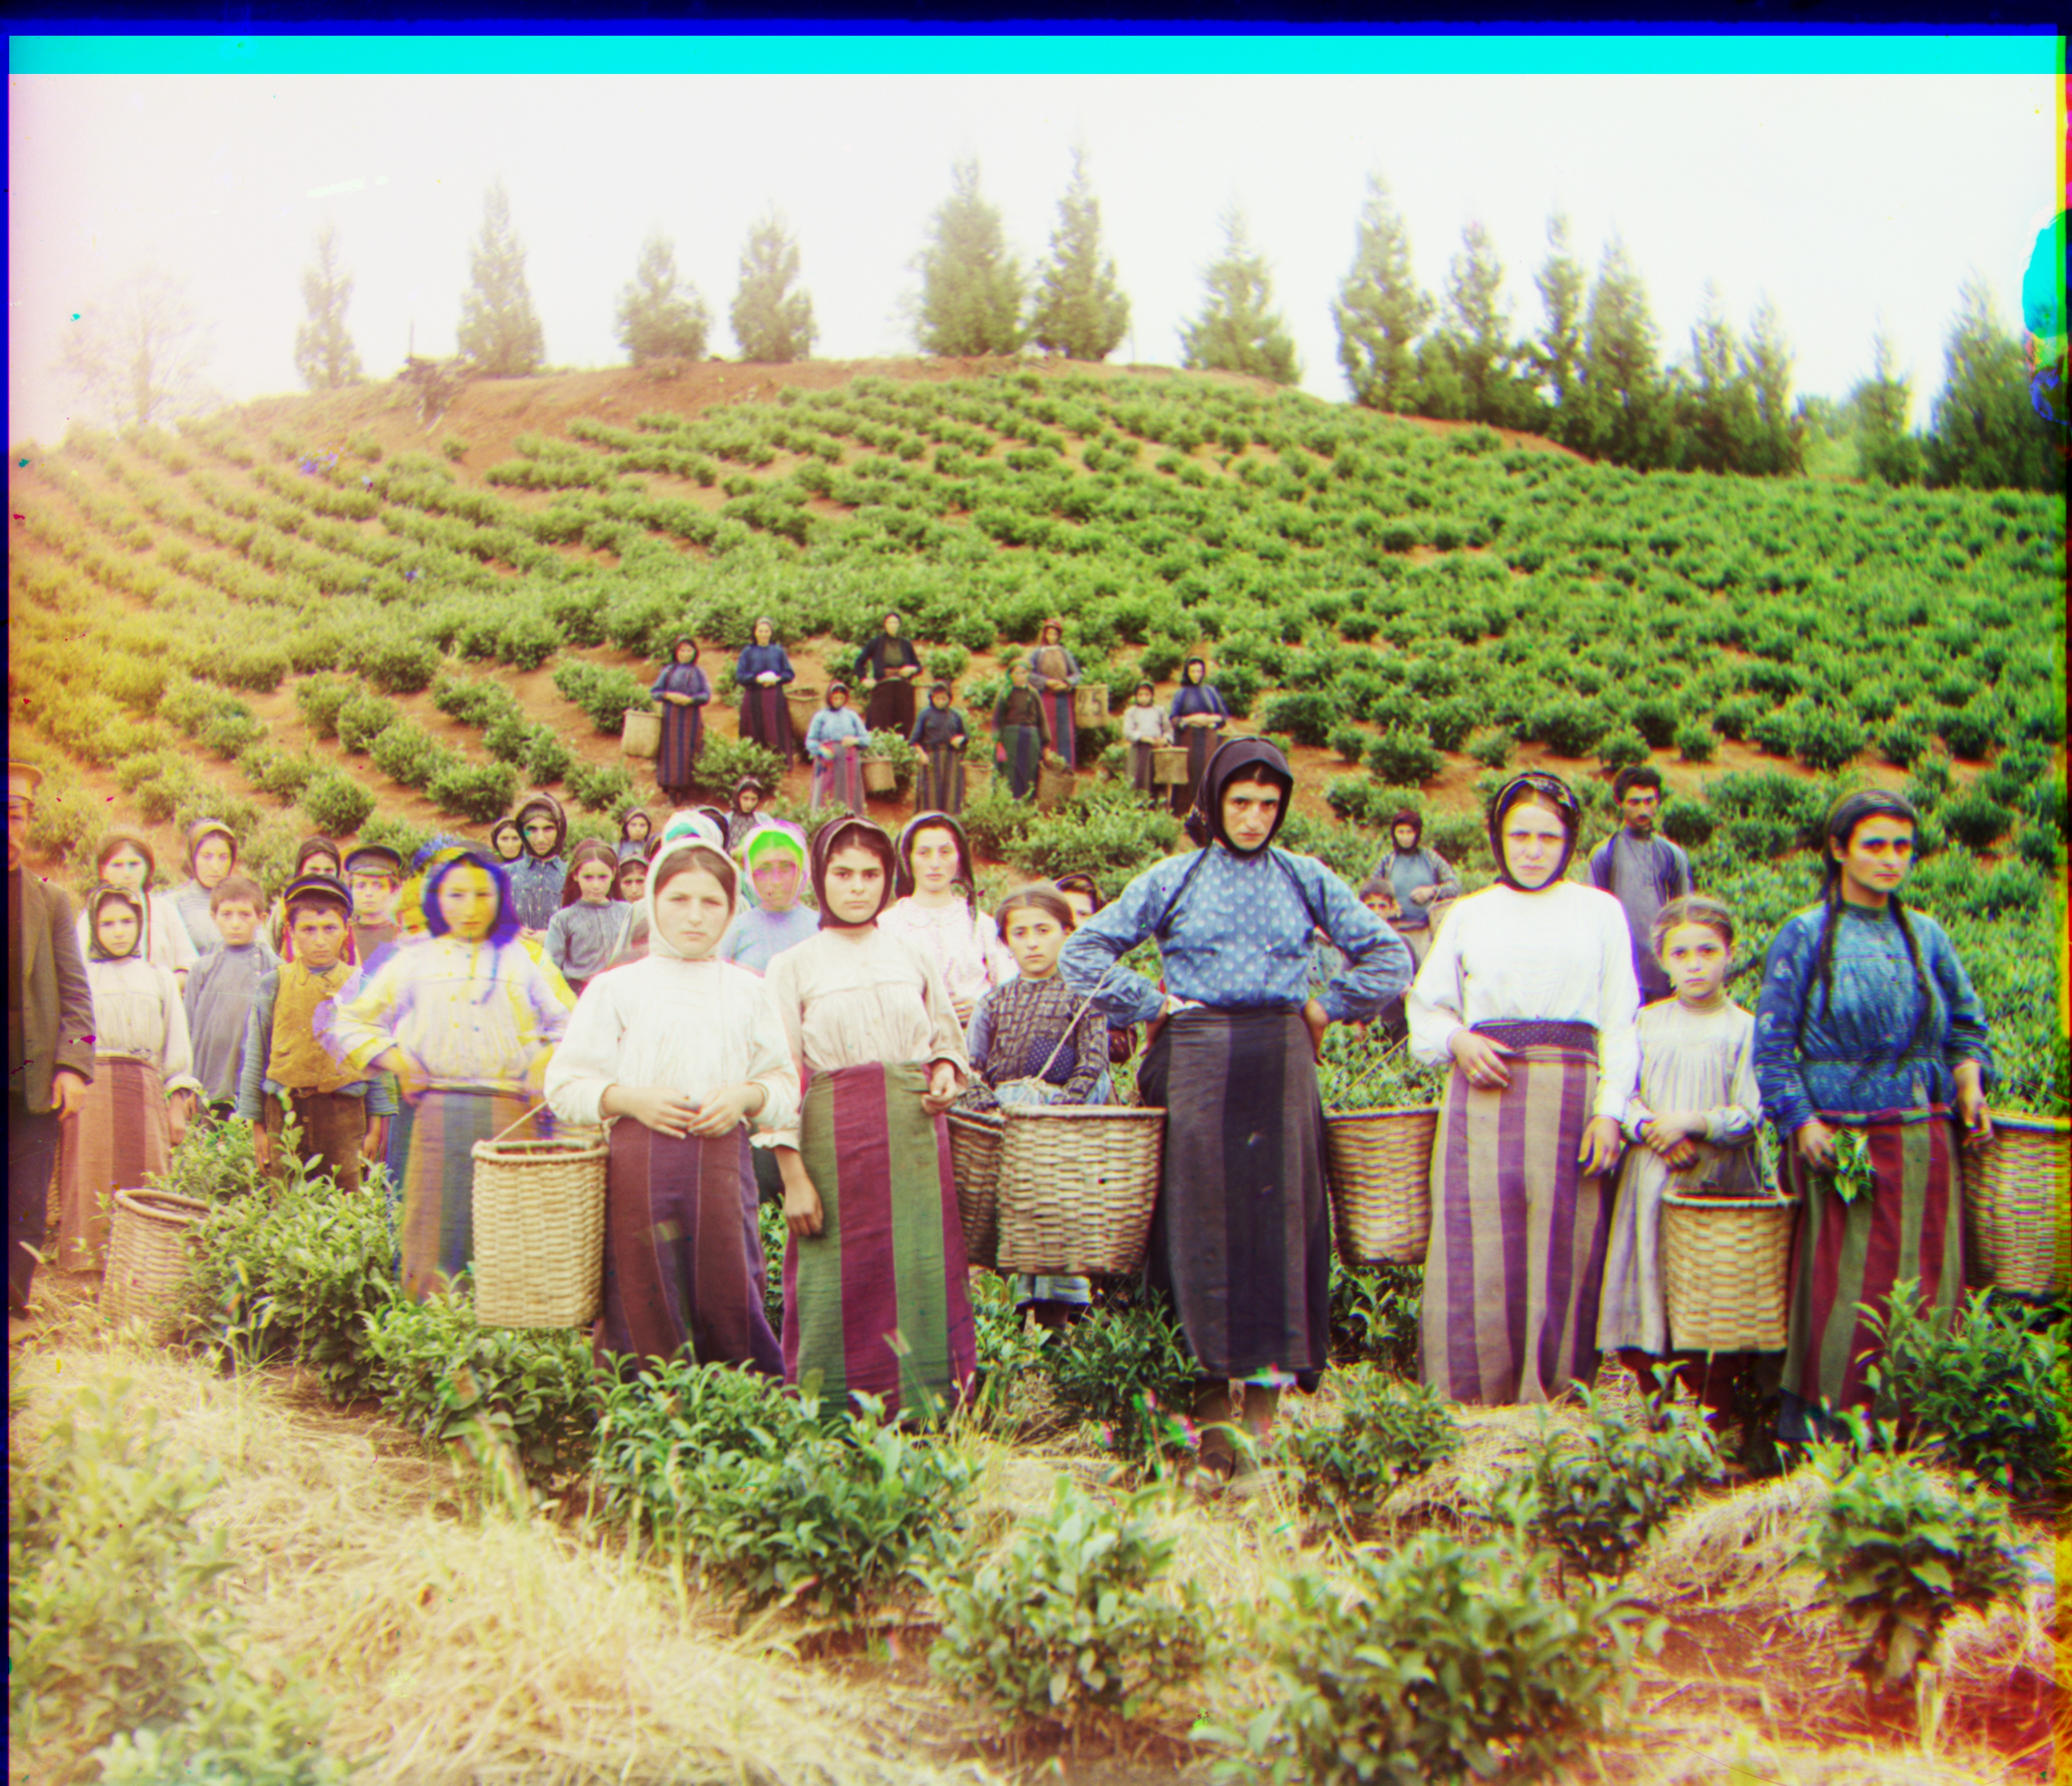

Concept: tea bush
[[429, 758, 521, 822], [363, 632, 443, 695], [364, 1288, 599, 1493], [929, 1480, 1214, 1735], [553, 659, 656, 733], [1596, 727, 1650, 773], [1864, 1283, 2069, 1499], [1465, 728, 1513, 770], [566, 759, 636, 813], [1326, 1260, 1424, 1377], [1286, 1368, 1459, 1534], [686, 732, 786, 799], [1803, 1422, 2026, 1691], [294, 675, 357, 741], [1940, 789, 2011, 850], [335, 692, 399, 753], [1213, 1527, 1652, 1785], [1044, 1301, 1198, 1471], [1364, 728, 1441, 786], [1674, 722, 1717, 763], [1502, 1382, 1721, 1579], [299, 772, 376, 837], [8, 1378, 344, 1783]]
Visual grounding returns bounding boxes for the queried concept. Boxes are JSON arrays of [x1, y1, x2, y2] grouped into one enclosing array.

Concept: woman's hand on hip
[[1448, 1029, 1513, 1090], [1577, 1116, 1623, 1176], [1302, 998, 1330, 1061]]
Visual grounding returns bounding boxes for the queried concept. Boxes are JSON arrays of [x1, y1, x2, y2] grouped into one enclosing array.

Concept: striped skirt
[[56, 1058, 171, 1273], [914, 744, 965, 816], [811, 741, 865, 815], [1137, 1007, 1330, 1384], [1038, 690, 1078, 770], [997, 725, 1042, 801], [1420, 1022, 1611, 1406], [737, 683, 796, 762], [598, 1122, 781, 1375], [655, 703, 704, 798], [783, 1062, 975, 1417], [1172, 726, 1217, 817], [388, 1088, 535, 1303], [1780, 1106, 1961, 1422]]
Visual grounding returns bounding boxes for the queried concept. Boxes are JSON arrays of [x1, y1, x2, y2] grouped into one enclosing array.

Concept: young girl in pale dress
[[1596, 895, 1765, 1422], [877, 813, 1014, 1028]]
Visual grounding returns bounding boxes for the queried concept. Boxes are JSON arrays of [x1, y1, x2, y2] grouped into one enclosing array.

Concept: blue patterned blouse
[[1753, 900, 1993, 1136], [1060, 844, 1413, 1027]]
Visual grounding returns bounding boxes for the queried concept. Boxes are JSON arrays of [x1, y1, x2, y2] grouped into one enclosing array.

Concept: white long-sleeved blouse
[[324, 934, 573, 1092], [84, 955, 202, 1098], [78, 891, 198, 979], [1406, 881, 1641, 1122], [543, 955, 800, 1133], [875, 897, 1014, 1013]]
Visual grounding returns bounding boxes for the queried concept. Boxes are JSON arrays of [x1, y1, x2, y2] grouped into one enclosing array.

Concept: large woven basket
[[861, 756, 898, 796], [1960, 1113, 2068, 1297], [785, 685, 819, 735], [946, 1108, 1005, 1270], [1073, 684, 1111, 727], [996, 1105, 1164, 1276], [621, 707, 661, 759], [1036, 762, 1076, 812], [1661, 1193, 1798, 1352], [1151, 745, 1190, 787], [471, 1128, 609, 1329], [102, 1188, 212, 1336], [1323, 1106, 1438, 1268]]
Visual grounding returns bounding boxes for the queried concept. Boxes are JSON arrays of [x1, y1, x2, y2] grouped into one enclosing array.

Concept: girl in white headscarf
[[544, 829, 798, 1372]]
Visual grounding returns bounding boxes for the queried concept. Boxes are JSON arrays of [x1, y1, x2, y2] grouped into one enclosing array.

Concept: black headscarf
[[810, 815, 897, 929], [1187, 736, 1294, 856], [513, 792, 567, 861], [893, 811, 978, 913], [1386, 809, 1423, 846], [1486, 771, 1583, 891]]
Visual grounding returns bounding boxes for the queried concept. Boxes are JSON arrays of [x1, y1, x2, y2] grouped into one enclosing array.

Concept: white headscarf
[[643, 834, 738, 961]]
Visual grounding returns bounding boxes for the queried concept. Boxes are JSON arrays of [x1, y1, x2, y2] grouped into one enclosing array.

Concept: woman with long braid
[[1753, 789, 1993, 1441]]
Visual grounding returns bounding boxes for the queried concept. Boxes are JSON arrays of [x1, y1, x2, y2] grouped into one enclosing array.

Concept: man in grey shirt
[[1587, 765, 1692, 1003]]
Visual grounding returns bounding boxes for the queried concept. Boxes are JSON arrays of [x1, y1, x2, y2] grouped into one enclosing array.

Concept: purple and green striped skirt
[[598, 1122, 781, 1375], [388, 1087, 535, 1303], [738, 683, 796, 762], [782, 1062, 976, 1417], [1419, 1021, 1611, 1406], [811, 741, 865, 815], [1137, 1006, 1331, 1384], [1780, 1106, 1961, 1424]]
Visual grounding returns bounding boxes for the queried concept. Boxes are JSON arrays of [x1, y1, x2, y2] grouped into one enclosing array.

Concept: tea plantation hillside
[[8, 358, 2065, 1106]]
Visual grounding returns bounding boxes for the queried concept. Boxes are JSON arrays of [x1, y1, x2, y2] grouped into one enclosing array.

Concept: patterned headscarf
[[84, 884, 146, 960], [513, 793, 567, 861], [182, 818, 236, 877], [1187, 736, 1294, 856], [810, 815, 896, 929], [1486, 772, 1583, 892], [738, 817, 809, 876]]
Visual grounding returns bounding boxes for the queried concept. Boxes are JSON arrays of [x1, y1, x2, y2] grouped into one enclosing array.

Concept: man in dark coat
[[9, 762, 95, 1338]]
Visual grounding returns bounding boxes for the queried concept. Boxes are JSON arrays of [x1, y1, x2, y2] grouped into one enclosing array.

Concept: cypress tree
[[914, 159, 1025, 357], [1569, 239, 1673, 468], [730, 210, 816, 363], [614, 232, 710, 364], [456, 178, 544, 377], [1925, 281, 2065, 492], [1030, 147, 1130, 361], [1181, 210, 1299, 385], [1848, 332, 1922, 485], [294, 222, 364, 391], [1333, 175, 1431, 412], [1739, 298, 1805, 475], [1420, 221, 1540, 429], [1530, 214, 1588, 437]]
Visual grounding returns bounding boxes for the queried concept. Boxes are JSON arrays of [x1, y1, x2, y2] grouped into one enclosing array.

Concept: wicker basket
[[996, 1105, 1165, 1275], [1151, 745, 1190, 787], [621, 707, 661, 759], [101, 1188, 212, 1336], [861, 756, 898, 796], [785, 685, 820, 735], [946, 1108, 1005, 1269], [1323, 1106, 1438, 1268], [1036, 762, 1076, 812], [1961, 1113, 2068, 1297], [471, 1124, 609, 1329], [1073, 684, 1111, 727], [1660, 1193, 1799, 1352]]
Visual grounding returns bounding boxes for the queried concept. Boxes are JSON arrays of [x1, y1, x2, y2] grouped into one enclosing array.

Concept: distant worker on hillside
[[1168, 657, 1230, 818], [1368, 809, 1461, 968], [1589, 765, 1693, 1004], [1028, 619, 1083, 771], [908, 682, 970, 815], [650, 637, 713, 807], [855, 611, 922, 736], [991, 662, 1052, 802], [806, 683, 870, 815], [734, 616, 799, 764]]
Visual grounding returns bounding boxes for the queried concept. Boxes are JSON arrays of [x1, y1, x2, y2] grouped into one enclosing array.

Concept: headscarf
[[84, 884, 146, 960], [183, 818, 235, 877], [421, 847, 521, 947], [295, 836, 342, 878], [738, 817, 809, 878], [1034, 619, 1071, 681], [810, 815, 896, 930], [1051, 871, 1105, 915], [656, 636, 705, 698], [1187, 736, 1294, 856], [731, 777, 766, 815], [513, 792, 567, 861], [619, 808, 653, 844], [1386, 809, 1424, 846], [488, 817, 524, 861], [752, 615, 778, 643], [825, 680, 851, 707], [695, 804, 731, 840], [1486, 771, 1583, 892], [1182, 658, 1208, 687], [558, 839, 622, 907], [95, 830, 158, 889], [643, 836, 739, 961], [658, 809, 727, 854], [613, 855, 649, 902], [893, 811, 978, 913]]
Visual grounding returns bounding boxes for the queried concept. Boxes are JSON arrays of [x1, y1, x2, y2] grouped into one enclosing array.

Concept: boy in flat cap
[[344, 842, 405, 969]]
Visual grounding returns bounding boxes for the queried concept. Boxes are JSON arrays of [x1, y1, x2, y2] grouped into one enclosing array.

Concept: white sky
[[7, 70, 2058, 444]]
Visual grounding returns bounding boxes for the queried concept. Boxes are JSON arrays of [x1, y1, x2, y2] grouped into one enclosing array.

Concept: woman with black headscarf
[[1754, 789, 1993, 1440], [651, 637, 713, 804], [1407, 771, 1641, 1407], [1370, 809, 1461, 966], [1061, 738, 1412, 1483], [734, 617, 798, 762], [855, 612, 922, 736], [1168, 657, 1230, 818], [764, 817, 976, 1418]]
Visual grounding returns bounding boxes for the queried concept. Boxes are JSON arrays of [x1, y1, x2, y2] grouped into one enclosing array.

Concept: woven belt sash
[[1471, 1019, 1596, 1050]]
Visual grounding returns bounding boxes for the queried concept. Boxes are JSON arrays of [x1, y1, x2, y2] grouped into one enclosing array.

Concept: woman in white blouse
[[545, 832, 797, 1372], [1407, 772, 1640, 1406], [876, 812, 1014, 1027]]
